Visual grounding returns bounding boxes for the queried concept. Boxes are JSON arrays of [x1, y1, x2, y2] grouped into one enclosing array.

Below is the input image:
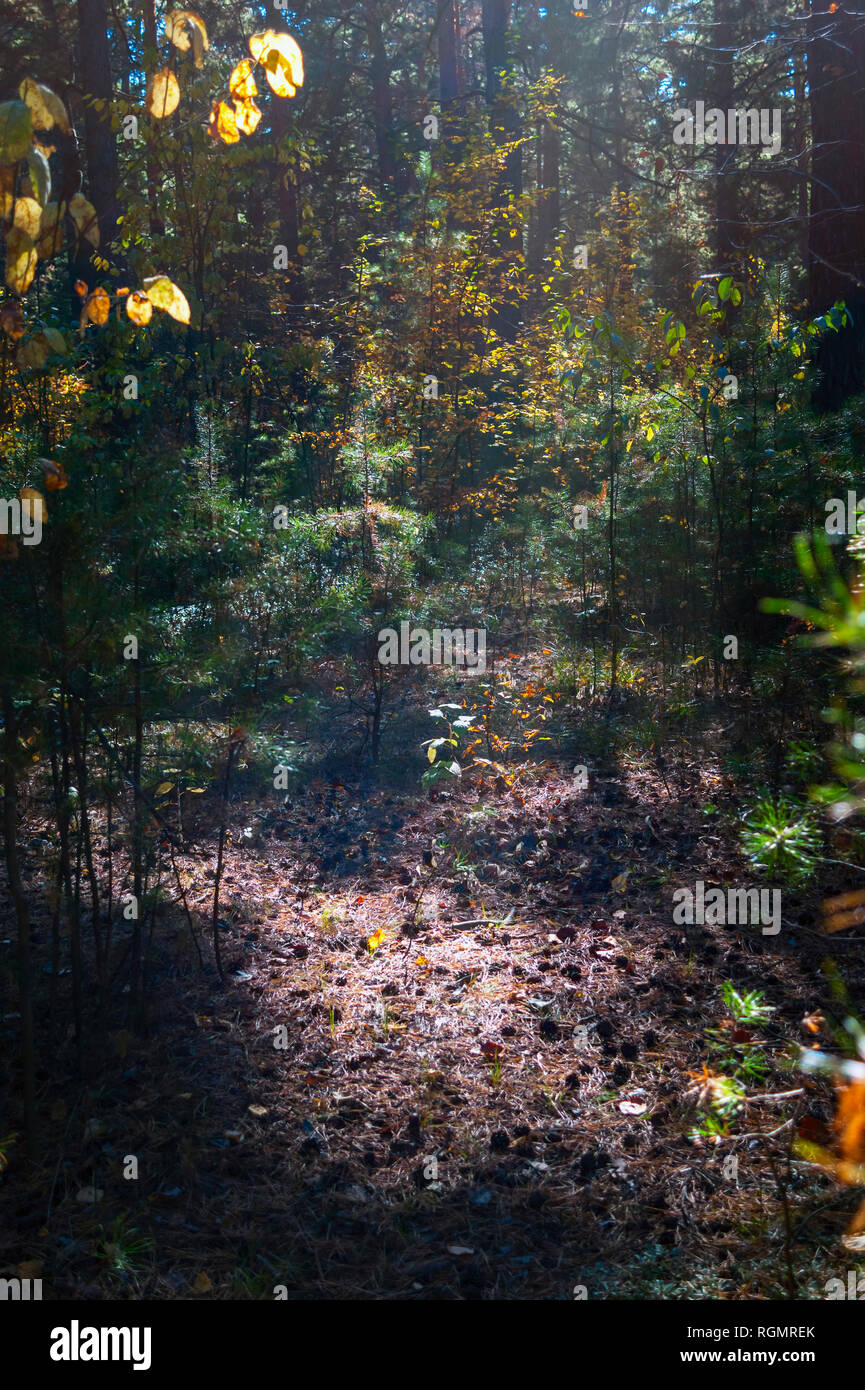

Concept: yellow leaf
[[155, 782, 174, 796], [126, 290, 153, 326], [209, 99, 239, 145], [85, 286, 111, 326], [68, 193, 99, 248], [143, 275, 190, 324], [230, 59, 258, 100], [165, 11, 209, 67], [12, 196, 41, 240], [192, 1271, 212, 1293], [248, 29, 276, 62], [235, 98, 262, 137], [147, 68, 180, 119], [611, 871, 629, 894], [368, 928, 385, 952], [19, 487, 45, 524], [427, 745, 436, 763], [36, 202, 63, 259], [5, 228, 37, 295], [18, 79, 71, 134], [0, 165, 15, 221], [250, 32, 304, 98]]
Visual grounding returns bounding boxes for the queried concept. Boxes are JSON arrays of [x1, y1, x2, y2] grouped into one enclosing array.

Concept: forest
[[1, 0, 865, 1321]]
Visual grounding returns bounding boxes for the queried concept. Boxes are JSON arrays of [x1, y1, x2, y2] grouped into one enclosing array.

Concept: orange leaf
[[126, 291, 153, 327], [209, 100, 239, 145], [147, 68, 180, 119], [235, 98, 261, 136], [230, 59, 258, 101], [85, 286, 111, 326], [40, 458, 67, 491]]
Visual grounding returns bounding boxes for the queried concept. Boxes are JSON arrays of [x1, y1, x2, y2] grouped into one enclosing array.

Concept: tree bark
[[482, 0, 522, 341], [2, 687, 36, 1161], [807, 0, 865, 408], [76, 0, 120, 249], [367, 1, 396, 196]]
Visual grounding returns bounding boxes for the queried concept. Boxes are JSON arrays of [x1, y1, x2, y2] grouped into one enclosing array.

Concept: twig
[[745, 1088, 805, 1104]]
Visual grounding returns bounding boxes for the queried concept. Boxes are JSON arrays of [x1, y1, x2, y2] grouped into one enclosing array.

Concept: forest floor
[[1, 653, 863, 1300]]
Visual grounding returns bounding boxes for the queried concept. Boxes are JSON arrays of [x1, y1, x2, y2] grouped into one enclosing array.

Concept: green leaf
[[0, 100, 33, 163]]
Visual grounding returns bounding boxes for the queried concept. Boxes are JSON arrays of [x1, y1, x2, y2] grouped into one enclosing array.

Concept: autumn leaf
[[126, 290, 153, 327], [0, 101, 34, 164], [16, 335, 50, 369], [19, 487, 44, 523], [229, 59, 258, 101], [25, 148, 51, 205], [210, 100, 239, 145], [142, 275, 190, 324], [18, 79, 71, 135], [0, 299, 25, 339], [5, 228, 37, 295], [147, 68, 180, 119], [36, 202, 63, 259], [166, 10, 209, 68], [12, 196, 41, 240], [68, 194, 99, 249], [192, 1270, 213, 1293], [0, 165, 15, 221], [85, 286, 111, 326], [249, 31, 304, 98], [368, 927, 385, 953], [40, 458, 67, 491], [235, 99, 262, 137], [836, 1081, 865, 1164]]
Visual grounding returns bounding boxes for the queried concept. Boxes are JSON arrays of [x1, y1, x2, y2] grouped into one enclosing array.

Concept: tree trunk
[[2, 687, 37, 1161], [713, 0, 737, 272], [482, 0, 522, 342], [807, 0, 865, 409], [141, 0, 165, 236], [367, 2, 396, 196], [76, 0, 119, 249], [438, 0, 459, 107]]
